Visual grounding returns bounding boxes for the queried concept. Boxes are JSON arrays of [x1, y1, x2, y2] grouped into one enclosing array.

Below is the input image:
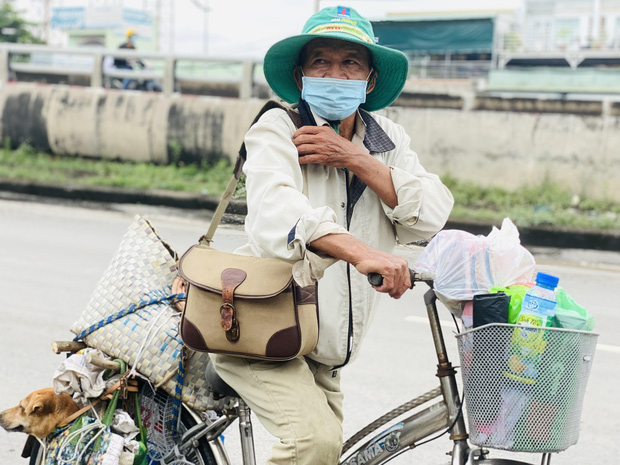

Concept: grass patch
[[443, 175, 620, 230], [0, 143, 234, 196], [1, 144, 619, 230]]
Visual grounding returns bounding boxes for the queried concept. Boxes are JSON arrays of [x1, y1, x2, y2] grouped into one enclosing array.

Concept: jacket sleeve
[[242, 109, 349, 261], [378, 117, 454, 243]]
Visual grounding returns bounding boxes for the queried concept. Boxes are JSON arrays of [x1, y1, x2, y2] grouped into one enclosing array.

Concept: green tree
[[0, 1, 44, 44]]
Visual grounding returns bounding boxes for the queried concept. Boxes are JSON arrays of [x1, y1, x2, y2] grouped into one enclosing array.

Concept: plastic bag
[[553, 288, 595, 331], [415, 218, 535, 316], [491, 285, 595, 331], [490, 285, 532, 324]]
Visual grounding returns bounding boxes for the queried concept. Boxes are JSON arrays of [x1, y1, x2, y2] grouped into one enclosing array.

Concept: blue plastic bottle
[[518, 272, 559, 328], [504, 272, 559, 384]]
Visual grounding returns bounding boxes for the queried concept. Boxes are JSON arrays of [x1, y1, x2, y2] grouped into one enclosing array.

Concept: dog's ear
[[26, 397, 52, 416]]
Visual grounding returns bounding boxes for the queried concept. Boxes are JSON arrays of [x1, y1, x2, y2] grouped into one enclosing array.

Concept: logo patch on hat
[[337, 6, 351, 18]]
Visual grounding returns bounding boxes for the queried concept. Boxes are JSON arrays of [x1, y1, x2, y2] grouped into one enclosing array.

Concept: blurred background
[[6, 0, 620, 88], [1, 0, 619, 222]]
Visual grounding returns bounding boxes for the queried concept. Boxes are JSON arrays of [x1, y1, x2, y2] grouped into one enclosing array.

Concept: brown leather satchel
[[178, 101, 319, 361], [178, 245, 319, 360]]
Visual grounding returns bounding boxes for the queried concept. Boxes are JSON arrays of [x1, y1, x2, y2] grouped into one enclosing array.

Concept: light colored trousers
[[211, 354, 344, 465]]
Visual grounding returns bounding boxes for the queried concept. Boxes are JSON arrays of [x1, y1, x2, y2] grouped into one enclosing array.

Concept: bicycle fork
[[237, 399, 258, 464], [424, 288, 470, 465]]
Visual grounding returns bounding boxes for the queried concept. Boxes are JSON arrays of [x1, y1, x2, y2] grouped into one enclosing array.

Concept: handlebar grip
[[367, 269, 416, 288], [368, 273, 384, 287]]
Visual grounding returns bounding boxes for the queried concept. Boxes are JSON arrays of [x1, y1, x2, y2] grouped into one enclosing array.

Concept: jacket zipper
[[334, 169, 354, 370]]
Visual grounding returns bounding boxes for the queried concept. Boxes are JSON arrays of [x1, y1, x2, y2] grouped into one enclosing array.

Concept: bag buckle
[[118, 376, 128, 399], [227, 318, 240, 342], [220, 303, 240, 342], [220, 268, 247, 343]]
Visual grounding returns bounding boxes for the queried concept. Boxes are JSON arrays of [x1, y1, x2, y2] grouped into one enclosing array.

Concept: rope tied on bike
[[72, 290, 186, 342]]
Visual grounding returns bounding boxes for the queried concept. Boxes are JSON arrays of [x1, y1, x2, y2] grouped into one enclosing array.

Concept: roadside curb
[[2, 179, 620, 252]]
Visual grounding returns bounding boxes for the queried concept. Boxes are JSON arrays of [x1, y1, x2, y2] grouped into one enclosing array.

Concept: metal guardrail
[[495, 49, 620, 69], [409, 59, 492, 80], [0, 43, 264, 98], [494, 31, 620, 69], [0, 43, 500, 95]]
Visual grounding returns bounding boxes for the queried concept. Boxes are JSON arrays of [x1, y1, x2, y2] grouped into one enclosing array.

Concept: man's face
[[299, 38, 373, 81]]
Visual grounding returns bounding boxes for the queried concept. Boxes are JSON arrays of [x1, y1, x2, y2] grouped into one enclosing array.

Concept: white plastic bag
[[414, 218, 535, 316]]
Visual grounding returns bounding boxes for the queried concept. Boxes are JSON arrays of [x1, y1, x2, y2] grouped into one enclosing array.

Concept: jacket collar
[[297, 99, 395, 154]]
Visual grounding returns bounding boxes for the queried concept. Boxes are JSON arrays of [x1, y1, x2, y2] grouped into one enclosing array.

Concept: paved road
[[1, 197, 619, 464]]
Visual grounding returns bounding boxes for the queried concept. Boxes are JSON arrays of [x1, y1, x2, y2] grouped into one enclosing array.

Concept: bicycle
[[30, 270, 596, 465]]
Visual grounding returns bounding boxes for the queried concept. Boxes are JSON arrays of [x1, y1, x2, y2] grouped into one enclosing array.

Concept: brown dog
[[0, 388, 79, 439]]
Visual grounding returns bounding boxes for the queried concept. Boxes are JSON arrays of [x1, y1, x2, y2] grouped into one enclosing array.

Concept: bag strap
[[200, 100, 303, 246]]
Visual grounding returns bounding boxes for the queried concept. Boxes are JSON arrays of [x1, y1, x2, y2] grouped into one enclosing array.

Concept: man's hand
[[293, 126, 364, 170], [352, 251, 411, 299], [293, 125, 399, 209]]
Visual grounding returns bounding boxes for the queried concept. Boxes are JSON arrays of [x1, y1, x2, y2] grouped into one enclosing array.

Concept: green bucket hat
[[263, 6, 409, 112]]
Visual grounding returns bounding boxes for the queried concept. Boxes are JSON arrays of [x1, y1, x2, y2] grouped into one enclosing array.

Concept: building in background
[[489, 0, 620, 94], [369, 1, 620, 95], [11, 0, 174, 52], [520, 0, 620, 52], [372, 9, 517, 80], [50, 4, 153, 50]]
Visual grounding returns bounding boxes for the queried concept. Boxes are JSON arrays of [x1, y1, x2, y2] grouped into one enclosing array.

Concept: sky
[[171, 0, 524, 58], [15, 0, 523, 59]]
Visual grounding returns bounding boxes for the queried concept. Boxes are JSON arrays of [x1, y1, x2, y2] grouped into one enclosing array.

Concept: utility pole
[[169, 0, 174, 53], [191, 0, 210, 55], [155, 0, 161, 52], [203, 1, 208, 55], [592, 0, 601, 47], [43, 0, 51, 43]]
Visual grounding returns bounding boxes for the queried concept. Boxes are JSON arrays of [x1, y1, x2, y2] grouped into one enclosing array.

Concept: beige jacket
[[235, 106, 454, 367]]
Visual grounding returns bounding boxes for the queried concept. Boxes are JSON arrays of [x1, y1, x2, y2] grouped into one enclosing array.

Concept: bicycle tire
[[28, 439, 43, 465], [27, 400, 217, 465], [175, 404, 218, 465]]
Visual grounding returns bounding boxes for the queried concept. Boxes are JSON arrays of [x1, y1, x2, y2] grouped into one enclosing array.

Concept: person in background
[[114, 28, 137, 90], [211, 6, 454, 465]]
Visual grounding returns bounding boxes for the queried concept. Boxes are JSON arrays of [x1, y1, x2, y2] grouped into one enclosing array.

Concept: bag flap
[[178, 244, 294, 297]]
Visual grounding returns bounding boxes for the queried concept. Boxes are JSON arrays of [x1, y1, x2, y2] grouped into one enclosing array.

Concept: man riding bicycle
[[114, 28, 138, 90], [211, 6, 454, 464]]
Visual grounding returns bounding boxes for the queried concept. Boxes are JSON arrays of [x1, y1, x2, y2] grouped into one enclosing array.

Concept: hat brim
[[263, 33, 409, 112]]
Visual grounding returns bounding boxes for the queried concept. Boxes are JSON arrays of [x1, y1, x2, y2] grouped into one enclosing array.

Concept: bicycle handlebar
[[368, 269, 425, 288]]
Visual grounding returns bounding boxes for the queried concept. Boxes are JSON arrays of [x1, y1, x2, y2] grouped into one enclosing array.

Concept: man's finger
[[294, 126, 325, 137], [299, 154, 325, 165], [295, 143, 319, 156], [293, 135, 318, 148]]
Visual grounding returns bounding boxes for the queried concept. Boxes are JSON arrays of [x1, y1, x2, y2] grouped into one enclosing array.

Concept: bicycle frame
[[164, 282, 474, 465], [338, 285, 470, 465], [49, 275, 551, 465]]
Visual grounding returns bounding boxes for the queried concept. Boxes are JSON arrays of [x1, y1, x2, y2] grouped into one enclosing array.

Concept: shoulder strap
[[237, 100, 301, 174], [200, 100, 302, 245]]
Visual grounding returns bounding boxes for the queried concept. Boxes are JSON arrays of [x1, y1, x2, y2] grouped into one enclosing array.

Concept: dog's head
[[0, 388, 79, 439]]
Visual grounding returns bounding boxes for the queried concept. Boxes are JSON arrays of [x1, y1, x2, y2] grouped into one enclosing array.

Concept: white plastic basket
[[455, 323, 598, 452]]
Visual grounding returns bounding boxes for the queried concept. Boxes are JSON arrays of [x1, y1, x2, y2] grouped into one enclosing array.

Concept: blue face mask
[[301, 76, 368, 121]]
